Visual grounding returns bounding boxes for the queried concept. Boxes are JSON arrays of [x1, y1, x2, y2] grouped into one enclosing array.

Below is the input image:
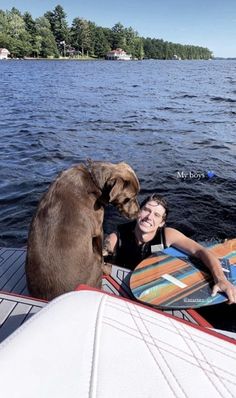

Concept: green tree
[[0, 32, 13, 51], [133, 37, 144, 59], [123, 26, 138, 55], [111, 22, 126, 49], [44, 5, 69, 55], [6, 8, 25, 38], [3, 8, 32, 57], [86, 22, 111, 57], [23, 12, 38, 57], [23, 11, 36, 35], [93, 26, 110, 57], [101, 27, 113, 49], [0, 9, 8, 33], [143, 38, 158, 59], [0, 10, 11, 53], [142, 36, 212, 59], [0, 5, 213, 60], [70, 17, 92, 56], [35, 16, 59, 57]]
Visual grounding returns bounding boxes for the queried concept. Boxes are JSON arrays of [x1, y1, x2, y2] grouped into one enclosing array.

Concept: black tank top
[[115, 221, 166, 270]]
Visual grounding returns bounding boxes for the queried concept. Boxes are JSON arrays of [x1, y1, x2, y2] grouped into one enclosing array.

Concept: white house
[[0, 48, 10, 60], [106, 48, 132, 61], [172, 54, 181, 60]]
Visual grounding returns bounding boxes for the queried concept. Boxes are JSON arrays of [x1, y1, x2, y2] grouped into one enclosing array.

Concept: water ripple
[[0, 59, 235, 247]]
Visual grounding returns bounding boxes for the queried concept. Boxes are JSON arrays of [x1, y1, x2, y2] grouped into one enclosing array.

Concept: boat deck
[[1, 247, 233, 344], [0, 292, 45, 343], [0, 248, 28, 295], [0, 247, 46, 343]]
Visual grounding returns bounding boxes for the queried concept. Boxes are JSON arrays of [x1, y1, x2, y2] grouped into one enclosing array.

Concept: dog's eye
[[123, 198, 130, 204]]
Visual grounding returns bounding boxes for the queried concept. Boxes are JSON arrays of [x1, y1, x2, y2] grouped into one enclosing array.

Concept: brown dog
[[25, 160, 140, 300]]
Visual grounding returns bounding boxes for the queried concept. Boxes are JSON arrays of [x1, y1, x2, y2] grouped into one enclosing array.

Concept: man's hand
[[211, 280, 236, 304]]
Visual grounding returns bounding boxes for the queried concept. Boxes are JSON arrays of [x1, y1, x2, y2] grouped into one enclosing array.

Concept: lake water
[[0, 59, 236, 330], [1, 59, 235, 247]]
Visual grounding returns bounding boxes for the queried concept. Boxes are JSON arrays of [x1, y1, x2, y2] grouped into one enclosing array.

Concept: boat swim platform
[[0, 247, 213, 343], [0, 292, 46, 343], [0, 248, 29, 296]]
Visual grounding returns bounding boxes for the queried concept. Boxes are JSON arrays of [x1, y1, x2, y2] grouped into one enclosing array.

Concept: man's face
[[137, 200, 166, 234]]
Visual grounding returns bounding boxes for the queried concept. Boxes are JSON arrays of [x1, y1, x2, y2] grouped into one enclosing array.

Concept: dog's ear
[[109, 177, 124, 202], [89, 162, 111, 190], [91, 168, 106, 189]]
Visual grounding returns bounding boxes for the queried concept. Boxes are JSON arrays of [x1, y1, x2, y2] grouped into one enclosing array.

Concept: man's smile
[[140, 219, 152, 226]]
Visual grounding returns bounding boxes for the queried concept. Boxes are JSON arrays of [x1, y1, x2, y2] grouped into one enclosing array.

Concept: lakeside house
[[0, 48, 10, 60], [106, 48, 132, 61], [172, 54, 182, 60]]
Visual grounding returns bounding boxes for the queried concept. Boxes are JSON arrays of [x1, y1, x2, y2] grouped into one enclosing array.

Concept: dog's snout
[[121, 200, 140, 219]]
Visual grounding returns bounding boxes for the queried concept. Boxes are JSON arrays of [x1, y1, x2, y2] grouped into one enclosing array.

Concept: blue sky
[[1, 0, 236, 57]]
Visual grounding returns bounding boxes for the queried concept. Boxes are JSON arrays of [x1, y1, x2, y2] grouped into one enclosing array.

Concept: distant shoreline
[[23, 56, 101, 61], [0, 57, 236, 63], [214, 57, 236, 60], [3, 57, 235, 61]]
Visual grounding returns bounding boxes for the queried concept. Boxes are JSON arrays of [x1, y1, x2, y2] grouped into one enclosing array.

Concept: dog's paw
[[102, 248, 109, 257], [102, 262, 112, 275]]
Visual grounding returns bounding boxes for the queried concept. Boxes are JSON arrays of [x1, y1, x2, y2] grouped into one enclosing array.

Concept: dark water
[[1, 59, 235, 246], [0, 59, 236, 329]]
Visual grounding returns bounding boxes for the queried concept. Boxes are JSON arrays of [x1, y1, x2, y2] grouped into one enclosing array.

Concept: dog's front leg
[[102, 262, 112, 275]]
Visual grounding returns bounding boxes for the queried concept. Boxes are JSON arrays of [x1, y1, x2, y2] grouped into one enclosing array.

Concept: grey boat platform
[[0, 247, 211, 343], [1, 247, 235, 344], [0, 247, 46, 343], [0, 247, 28, 296]]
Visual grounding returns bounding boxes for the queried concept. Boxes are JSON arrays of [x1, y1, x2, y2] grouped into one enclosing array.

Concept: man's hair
[[140, 194, 169, 221]]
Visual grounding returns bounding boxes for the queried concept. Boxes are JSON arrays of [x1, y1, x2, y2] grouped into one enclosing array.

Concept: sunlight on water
[[0, 60, 235, 247]]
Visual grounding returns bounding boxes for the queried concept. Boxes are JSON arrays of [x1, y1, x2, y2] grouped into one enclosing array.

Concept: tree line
[[0, 5, 213, 60]]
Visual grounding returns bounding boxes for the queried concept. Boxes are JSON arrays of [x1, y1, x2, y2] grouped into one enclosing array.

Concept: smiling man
[[104, 194, 236, 304]]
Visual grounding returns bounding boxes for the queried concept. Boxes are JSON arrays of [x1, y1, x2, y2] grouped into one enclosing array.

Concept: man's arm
[[165, 227, 236, 304], [102, 233, 118, 256]]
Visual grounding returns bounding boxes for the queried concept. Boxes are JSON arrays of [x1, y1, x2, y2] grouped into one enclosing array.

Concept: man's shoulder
[[164, 227, 191, 248], [151, 226, 166, 245], [164, 227, 180, 237]]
